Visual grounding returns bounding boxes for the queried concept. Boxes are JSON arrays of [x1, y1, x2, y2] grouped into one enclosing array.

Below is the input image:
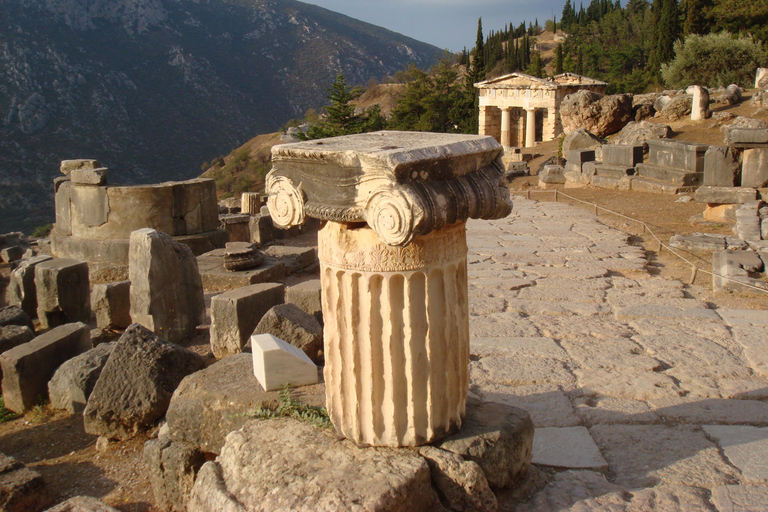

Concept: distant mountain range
[[0, 0, 441, 232]]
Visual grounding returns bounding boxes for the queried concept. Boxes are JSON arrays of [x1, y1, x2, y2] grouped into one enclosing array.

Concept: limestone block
[[418, 445, 498, 512], [539, 165, 566, 184], [219, 213, 250, 242], [728, 128, 768, 146], [262, 245, 317, 273], [713, 485, 768, 512], [187, 418, 440, 512], [240, 192, 260, 214], [129, 229, 205, 343], [251, 333, 318, 391], [646, 138, 708, 173], [703, 146, 740, 187], [5, 255, 52, 318], [686, 85, 710, 120], [559, 91, 632, 137], [165, 353, 325, 454], [0, 454, 49, 512], [70, 168, 107, 186], [60, 159, 100, 176], [0, 322, 89, 413], [532, 427, 608, 470], [742, 148, 768, 188], [722, 83, 743, 105], [0, 326, 35, 362], [564, 148, 596, 174], [602, 144, 643, 167], [562, 129, 603, 153], [696, 187, 757, 205], [90, 280, 131, 330], [285, 279, 323, 325], [0, 246, 22, 263], [249, 214, 274, 245], [320, 221, 470, 447], [144, 437, 205, 512], [209, 282, 285, 359], [45, 496, 119, 511], [34, 258, 90, 330], [253, 303, 323, 363], [83, 324, 205, 440], [48, 342, 115, 413], [0, 306, 33, 332]]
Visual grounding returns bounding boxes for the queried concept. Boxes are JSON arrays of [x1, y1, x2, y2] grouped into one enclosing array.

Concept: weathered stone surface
[[0, 322, 89, 413], [48, 342, 115, 414], [538, 165, 566, 184], [660, 94, 692, 120], [83, 324, 205, 440], [720, 84, 742, 105], [0, 306, 33, 332], [437, 399, 533, 489], [722, 117, 768, 145], [475, 382, 580, 428], [472, 353, 576, 388], [687, 85, 710, 121], [704, 146, 740, 187], [602, 144, 643, 167], [561, 129, 604, 154], [44, 495, 119, 511], [166, 352, 325, 454], [704, 425, 768, 483], [35, 258, 90, 330], [712, 484, 768, 512], [60, 159, 100, 176], [574, 396, 659, 426], [576, 367, 680, 401], [515, 470, 625, 512], [610, 121, 671, 148], [742, 148, 768, 188], [5, 255, 52, 318], [532, 427, 607, 470], [696, 186, 758, 204], [209, 282, 284, 359], [144, 437, 205, 512], [0, 325, 35, 365], [90, 281, 131, 330], [560, 91, 632, 137], [70, 168, 107, 186], [0, 246, 23, 263], [285, 279, 323, 325], [590, 424, 740, 488], [615, 304, 719, 321], [262, 245, 317, 274], [253, 303, 323, 364], [728, 128, 768, 146], [418, 445, 497, 512], [0, 454, 48, 512], [129, 229, 205, 343], [251, 333, 319, 391], [222, 242, 263, 271], [187, 418, 441, 512], [248, 213, 274, 246]]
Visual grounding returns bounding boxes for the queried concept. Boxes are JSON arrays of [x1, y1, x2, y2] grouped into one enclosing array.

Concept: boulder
[[44, 496, 119, 511], [418, 445, 498, 512], [660, 95, 692, 120], [285, 279, 323, 325], [0, 453, 48, 512], [5, 255, 52, 319], [144, 437, 205, 512], [83, 324, 205, 440], [253, 303, 323, 364], [0, 306, 33, 332], [560, 90, 633, 137], [634, 103, 655, 121], [0, 322, 90, 413], [48, 342, 115, 414], [34, 258, 90, 330], [561, 129, 604, 155], [653, 95, 673, 113], [90, 281, 131, 330], [129, 229, 205, 343], [436, 399, 534, 489], [719, 84, 743, 105], [610, 121, 670, 149], [187, 418, 441, 512], [165, 353, 325, 454]]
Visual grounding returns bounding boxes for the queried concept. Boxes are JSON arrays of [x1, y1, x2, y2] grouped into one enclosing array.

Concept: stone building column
[[478, 105, 489, 136], [500, 108, 512, 148], [525, 107, 536, 148], [240, 192, 260, 214], [319, 221, 469, 447], [544, 108, 558, 142]]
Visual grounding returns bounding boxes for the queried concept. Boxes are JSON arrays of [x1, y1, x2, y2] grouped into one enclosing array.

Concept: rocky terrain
[[0, 0, 441, 233]]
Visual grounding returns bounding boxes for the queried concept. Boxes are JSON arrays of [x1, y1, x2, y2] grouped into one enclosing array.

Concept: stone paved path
[[466, 198, 768, 511]]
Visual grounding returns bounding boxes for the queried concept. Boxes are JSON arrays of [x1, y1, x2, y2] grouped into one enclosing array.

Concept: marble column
[[240, 192, 260, 214], [319, 221, 469, 447], [500, 107, 512, 148], [525, 107, 536, 148], [478, 105, 489, 136]]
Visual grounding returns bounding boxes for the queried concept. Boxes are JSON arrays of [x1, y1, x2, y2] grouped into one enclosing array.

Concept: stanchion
[[690, 266, 698, 285]]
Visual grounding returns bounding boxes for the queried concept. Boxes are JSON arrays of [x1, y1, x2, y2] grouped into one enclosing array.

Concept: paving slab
[[575, 367, 681, 401], [469, 312, 541, 337], [573, 396, 659, 426], [704, 426, 768, 482], [470, 336, 569, 360], [615, 304, 720, 321], [530, 315, 634, 340], [651, 397, 768, 426], [717, 308, 768, 326], [712, 485, 768, 512], [471, 354, 576, 389], [633, 334, 742, 368], [532, 427, 608, 470], [562, 337, 661, 371], [475, 383, 580, 428], [731, 326, 768, 378], [515, 470, 625, 512]]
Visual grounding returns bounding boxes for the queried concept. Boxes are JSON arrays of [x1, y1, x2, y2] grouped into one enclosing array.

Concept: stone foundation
[[319, 221, 469, 447]]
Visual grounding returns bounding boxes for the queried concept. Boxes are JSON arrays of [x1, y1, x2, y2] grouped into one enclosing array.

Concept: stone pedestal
[[319, 221, 469, 447]]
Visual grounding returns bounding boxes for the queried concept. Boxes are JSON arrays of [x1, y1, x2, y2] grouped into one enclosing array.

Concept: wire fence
[[515, 188, 768, 295]]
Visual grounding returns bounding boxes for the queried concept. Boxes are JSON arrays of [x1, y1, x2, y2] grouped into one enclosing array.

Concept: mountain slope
[[0, 0, 441, 232]]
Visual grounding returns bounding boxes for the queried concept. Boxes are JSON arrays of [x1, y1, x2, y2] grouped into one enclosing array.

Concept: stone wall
[[52, 177, 226, 267]]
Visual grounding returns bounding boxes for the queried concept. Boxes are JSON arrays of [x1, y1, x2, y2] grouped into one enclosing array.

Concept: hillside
[[0, 0, 441, 233]]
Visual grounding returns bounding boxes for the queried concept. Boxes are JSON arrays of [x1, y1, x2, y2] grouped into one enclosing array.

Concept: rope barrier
[[514, 189, 768, 295]]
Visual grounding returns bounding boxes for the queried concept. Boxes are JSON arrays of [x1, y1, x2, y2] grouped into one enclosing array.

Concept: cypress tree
[[555, 44, 564, 74], [473, 18, 485, 82], [657, 0, 680, 62]]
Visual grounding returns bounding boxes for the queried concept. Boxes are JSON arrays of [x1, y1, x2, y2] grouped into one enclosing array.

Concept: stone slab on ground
[[717, 309, 768, 327], [208, 283, 284, 359], [475, 383, 580, 428], [712, 485, 768, 512], [650, 397, 768, 426], [44, 496, 120, 511], [197, 251, 286, 291], [0, 322, 90, 413], [573, 396, 659, 426], [515, 470, 625, 512], [703, 426, 768, 483], [187, 418, 441, 511], [0, 453, 49, 512], [83, 324, 205, 440], [165, 352, 325, 454], [614, 304, 719, 321], [532, 427, 607, 470], [732, 326, 768, 378]]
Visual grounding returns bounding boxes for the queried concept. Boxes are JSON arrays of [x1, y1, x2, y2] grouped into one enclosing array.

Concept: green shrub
[[32, 223, 53, 238], [252, 386, 332, 429], [661, 32, 766, 89], [0, 397, 18, 423]]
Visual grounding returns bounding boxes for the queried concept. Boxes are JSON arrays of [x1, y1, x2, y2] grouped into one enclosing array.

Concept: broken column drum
[[266, 131, 513, 447]]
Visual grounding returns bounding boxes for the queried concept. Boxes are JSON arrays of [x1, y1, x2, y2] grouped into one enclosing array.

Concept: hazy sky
[[304, 0, 567, 52]]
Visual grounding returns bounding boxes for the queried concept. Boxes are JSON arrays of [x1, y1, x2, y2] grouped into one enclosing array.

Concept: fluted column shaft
[[319, 221, 469, 447], [525, 107, 536, 148]]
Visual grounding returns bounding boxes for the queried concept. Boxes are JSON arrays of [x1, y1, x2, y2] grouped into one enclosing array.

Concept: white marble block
[[251, 333, 318, 391]]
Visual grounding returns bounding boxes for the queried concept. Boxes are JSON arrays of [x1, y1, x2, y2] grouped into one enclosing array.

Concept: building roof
[[475, 72, 608, 89]]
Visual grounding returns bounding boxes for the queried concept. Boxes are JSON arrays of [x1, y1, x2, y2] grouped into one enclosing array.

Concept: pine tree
[[302, 74, 384, 139]]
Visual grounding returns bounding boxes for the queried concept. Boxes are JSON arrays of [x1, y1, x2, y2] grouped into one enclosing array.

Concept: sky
[[304, 0, 567, 53]]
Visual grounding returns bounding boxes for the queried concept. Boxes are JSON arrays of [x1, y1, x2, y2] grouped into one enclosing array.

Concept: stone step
[[628, 176, 693, 195], [635, 163, 702, 186], [594, 164, 635, 178], [590, 174, 623, 190]]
